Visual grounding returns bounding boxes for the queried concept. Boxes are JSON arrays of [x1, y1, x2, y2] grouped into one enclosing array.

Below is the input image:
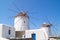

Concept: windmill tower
[[41, 22, 52, 37], [14, 12, 29, 31], [14, 12, 29, 38]]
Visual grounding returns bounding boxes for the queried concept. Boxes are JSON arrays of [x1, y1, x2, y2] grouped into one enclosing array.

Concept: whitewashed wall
[[14, 16, 29, 31], [0, 37, 9, 40], [25, 29, 49, 40], [0, 24, 15, 39], [0, 24, 3, 37]]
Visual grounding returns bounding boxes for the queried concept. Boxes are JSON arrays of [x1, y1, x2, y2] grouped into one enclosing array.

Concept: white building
[[0, 24, 15, 40], [14, 12, 29, 31]]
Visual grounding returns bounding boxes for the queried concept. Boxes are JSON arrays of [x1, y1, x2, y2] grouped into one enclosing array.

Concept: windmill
[[44, 16, 60, 37], [8, 1, 41, 30]]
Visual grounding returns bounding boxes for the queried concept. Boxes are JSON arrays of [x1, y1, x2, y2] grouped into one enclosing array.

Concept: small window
[[8, 30, 11, 35], [24, 21, 25, 23]]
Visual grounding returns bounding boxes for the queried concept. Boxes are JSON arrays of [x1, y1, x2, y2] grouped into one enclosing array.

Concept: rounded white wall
[[14, 16, 29, 31], [41, 27, 50, 37], [41, 22, 52, 37]]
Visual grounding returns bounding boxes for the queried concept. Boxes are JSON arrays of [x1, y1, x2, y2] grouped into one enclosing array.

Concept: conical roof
[[15, 12, 29, 18], [41, 22, 52, 27]]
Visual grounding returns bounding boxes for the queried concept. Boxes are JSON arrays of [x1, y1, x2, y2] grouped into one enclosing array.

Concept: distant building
[[0, 24, 15, 40], [0, 12, 60, 40]]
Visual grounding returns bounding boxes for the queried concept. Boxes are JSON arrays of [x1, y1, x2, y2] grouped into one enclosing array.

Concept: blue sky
[[0, 0, 60, 35]]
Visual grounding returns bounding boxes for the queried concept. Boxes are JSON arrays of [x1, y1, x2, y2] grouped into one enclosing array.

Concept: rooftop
[[15, 12, 29, 18]]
